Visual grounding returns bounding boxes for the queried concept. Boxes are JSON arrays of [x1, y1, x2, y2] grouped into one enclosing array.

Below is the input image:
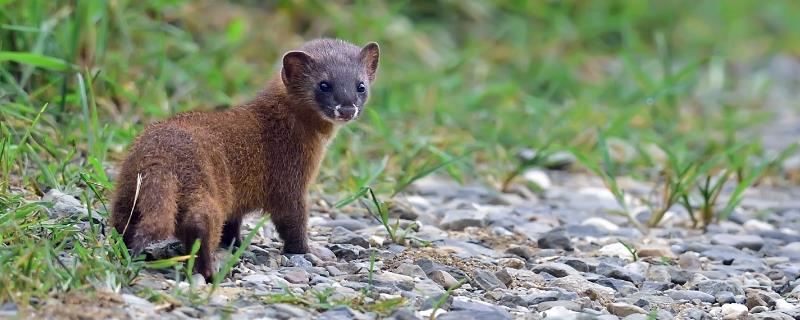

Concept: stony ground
[[26, 168, 800, 320]]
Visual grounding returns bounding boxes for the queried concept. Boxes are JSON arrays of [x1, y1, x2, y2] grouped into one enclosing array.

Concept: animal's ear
[[282, 51, 313, 85], [360, 42, 380, 82]]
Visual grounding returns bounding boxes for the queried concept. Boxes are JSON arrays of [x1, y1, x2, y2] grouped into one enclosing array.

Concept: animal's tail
[[110, 169, 179, 256]]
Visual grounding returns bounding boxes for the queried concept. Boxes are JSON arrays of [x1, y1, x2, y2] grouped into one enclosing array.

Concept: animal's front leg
[[266, 193, 309, 254]]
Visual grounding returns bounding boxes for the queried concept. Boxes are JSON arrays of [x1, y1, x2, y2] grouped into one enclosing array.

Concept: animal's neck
[[249, 77, 338, 140]]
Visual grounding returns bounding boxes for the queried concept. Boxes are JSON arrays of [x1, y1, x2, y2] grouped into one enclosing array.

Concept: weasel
[[110, 39, 380, 279]]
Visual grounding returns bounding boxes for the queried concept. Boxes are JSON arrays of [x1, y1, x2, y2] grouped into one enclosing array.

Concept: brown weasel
[[110, 39, 380, 279]]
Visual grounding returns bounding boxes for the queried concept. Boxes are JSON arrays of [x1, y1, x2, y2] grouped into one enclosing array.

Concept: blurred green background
[[2, 0, 800, 304]]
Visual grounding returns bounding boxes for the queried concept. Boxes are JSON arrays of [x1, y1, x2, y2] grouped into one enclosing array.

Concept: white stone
[[599, 242, 635, 261], [721, 303, 748, 319], [582, 217, 619, 232], [543, 306, 579, 320], [743, 219, 775, 232], [522, 169, 552, 189]]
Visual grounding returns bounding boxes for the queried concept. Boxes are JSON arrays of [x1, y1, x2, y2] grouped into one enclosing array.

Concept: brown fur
[[110, 39, 379, 279]]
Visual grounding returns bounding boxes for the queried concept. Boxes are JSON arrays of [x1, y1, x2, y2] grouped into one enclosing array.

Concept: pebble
[[531, 262, 580, 278], [667, 290, 716, 303], [41, 189, 90, 219], [282, 267, 310, 284], [596, 262, 644, 284], [599, 242, 636, 260], [394, 263, 427, 278], [711, 234, 765, 251], [430, 270, 459, 289], [439, 209, 487, 231], [537, 229, 573, 250], [472, 270, 506, 291], [329, 226, 370, 248], [721, 303, 748, 319], [607, 303, 647, 317]]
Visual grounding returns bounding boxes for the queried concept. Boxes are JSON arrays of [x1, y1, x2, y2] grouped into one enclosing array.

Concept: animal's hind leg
[[220, 217, 243, 249], [177, 195, 223, 281]]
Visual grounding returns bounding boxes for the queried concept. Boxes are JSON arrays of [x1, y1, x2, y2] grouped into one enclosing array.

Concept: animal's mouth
[[325, 104, 360, 122]]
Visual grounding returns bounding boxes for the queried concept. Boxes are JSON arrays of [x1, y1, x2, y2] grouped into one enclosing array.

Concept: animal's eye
[[319, 81, 332, 92], [356, 82, 366, 93]]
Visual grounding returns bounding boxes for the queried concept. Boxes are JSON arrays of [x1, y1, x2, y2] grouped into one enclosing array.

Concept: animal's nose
[[338, 105, 357, 120]]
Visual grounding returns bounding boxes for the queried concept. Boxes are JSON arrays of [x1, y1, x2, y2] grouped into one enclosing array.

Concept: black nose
[[339, 105, 357, 120]]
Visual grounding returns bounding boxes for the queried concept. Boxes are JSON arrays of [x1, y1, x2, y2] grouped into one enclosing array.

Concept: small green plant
[[207, 215, 270, 301], [646, 147, 700, 227], [618, 240, 639, 262], [428, 277, 467, 320]]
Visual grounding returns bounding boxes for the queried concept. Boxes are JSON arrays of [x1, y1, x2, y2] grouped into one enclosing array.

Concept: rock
[[743, 219, 775, 232], [430, 270, 459, 289], [562, 259, 592, 272], [599, 242, 636, 261], [667, 290, 715, 303], [318, 306, 366, 320], [531, 262, 580, 278], [721, 303, 748, 319], [537, 300, 582, 312], [321, 219, 368, 231], [641, 281, 671, 292], [242, 274, 272, 285], [310, 245, 337, 262], [282, 267, 310, 284], [505, 246, 536, 260], [386, 199, 420, 220], [537, 229, 573, 250], [415, 259, 468, 279], [607, 303, 647, 317], [582, 217, 620, 233], [645, 266, 671, 283], [683, 308, 712, 320], [551, 275, 615, 300], [42, 189, 89, 219], [545, 151, 577, 170], [711, 234, 765, 251], [272, 303, 313, 319], [329, 226, 370, 248], [746, 288, 776, 309], [472, 270, 506, 291], [285, 255, 313, 269], [328, 244, 366, 260], [122, 294, 154, 309], [715, 291, 736, 304], [750, 311, 794, 320], [668, 268, 692, 285], [395, 263, 427, 278], [385, 309, 420, 320], [439, 210, 486, 231], [415, 279, 445, 297], [494, 268, 514, 287], [596, 277, 638, 295], [523, 169, 552, 189], [637, 245, 675, 258], [678, 252, 702, 270], [596, 262, 644, 284], [435, 310, 511, 320], [496, 257, 525, 269], [695, 280, 743, 296]]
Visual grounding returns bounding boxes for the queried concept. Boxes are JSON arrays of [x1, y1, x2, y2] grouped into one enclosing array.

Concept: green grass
[[2, 0, 800, 312]]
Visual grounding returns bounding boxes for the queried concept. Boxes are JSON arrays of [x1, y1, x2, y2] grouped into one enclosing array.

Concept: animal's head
[[281, 39, 380, 123]]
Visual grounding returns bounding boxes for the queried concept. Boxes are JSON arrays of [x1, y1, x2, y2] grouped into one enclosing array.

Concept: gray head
[[281, 39, 380, 123]]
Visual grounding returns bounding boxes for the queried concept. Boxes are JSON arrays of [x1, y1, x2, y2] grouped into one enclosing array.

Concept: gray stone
[[328, 244, 366, 260], [329, 226, 370, 248], [395, 263, 427, 278], [439, 209, 486, 231], [641, 281, 671, 292], [522, 291, 560, 305], [668, 268, 691, 285], [750, 311, 795, 320], [318, 306, 366, 320], [321, 219, 368, 231], [682, 308, 712, 320], [537, 229, 573, 250], [309, 245, 337, 262], [505, 246, 536, 260], [494, 268, 514, 287], [282, 267, 309, 284], [597, 262, 644, 284], [42, 189, 89, 219], [551, 275, 615, 300], [531, 262, 579, 278], [285, 255, 313, 269], [562, 258, 592, 272], [415, 259, 468, 279], [122, 294, 154, 309], [472, 270, 506, 291], [667, 290, 715, 303], [436, 310, 511, 320], [596, 277, 639, 295], [715, 291, 736, 304], [695, 280, 743, 296], [385, 309, 421, 320], [711, 234, 765, 251]]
